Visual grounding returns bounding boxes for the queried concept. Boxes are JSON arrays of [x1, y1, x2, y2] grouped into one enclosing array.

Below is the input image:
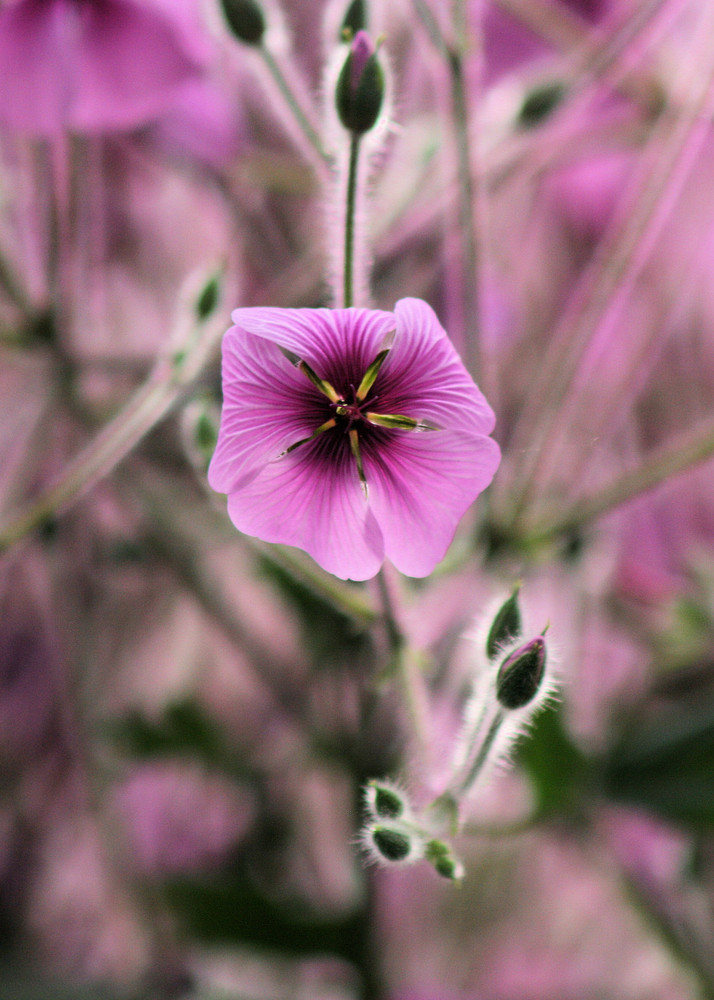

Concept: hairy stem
[[519, 413, 714, 548], [259, 45, 330, 166], [343, 133, 361, 309]]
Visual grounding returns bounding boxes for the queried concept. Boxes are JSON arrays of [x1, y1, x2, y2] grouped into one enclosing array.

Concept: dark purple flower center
[[281, 345, 439, 492], [331, 385, 378, 430]]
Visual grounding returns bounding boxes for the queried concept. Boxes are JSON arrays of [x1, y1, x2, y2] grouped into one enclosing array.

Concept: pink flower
[[208, 298, 500, 581], [0, 0, 203, 135]]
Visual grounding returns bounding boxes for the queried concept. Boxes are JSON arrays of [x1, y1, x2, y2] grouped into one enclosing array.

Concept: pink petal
[[365, 429, 501, 577], [379, 298, 496, 435], [0, 0, 202, 136], [226, 441, 385, 582], [0, 0, 72, 135], [229, 307, 395, 389], [207, 329, 323, 494], [73, 0, 203, 132]]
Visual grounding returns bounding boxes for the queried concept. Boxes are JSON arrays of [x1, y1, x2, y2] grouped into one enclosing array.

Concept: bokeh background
[[1, 0, 714, 998]]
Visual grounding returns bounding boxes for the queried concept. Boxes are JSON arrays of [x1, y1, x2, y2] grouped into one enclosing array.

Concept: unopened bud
[[182, 395, 220, 474], [425, 839, 464, 881], [517, 80, 565, 128], [335, 31, 385, 134], [486, 585, 522, 659], [221, 0, 266, 46], [366, 780, 406, 819], [340, 0, 367, 38], [496, 635, 546, 710], [195, 270, 222, 320], [369, 823, 419, 863]]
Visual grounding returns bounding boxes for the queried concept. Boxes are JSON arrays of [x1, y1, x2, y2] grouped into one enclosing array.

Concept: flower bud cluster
[[449, 586, 555, 802], [360, 587, 556, 881], [360, 780, 463, 880]]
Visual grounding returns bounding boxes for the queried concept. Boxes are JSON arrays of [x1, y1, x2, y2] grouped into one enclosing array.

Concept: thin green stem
[[0, 249, 33, 316], [620, 872, 714, 1000], [412, 0, 450, 57], [375, 567, 404, 658], [343, 133, 361, 309], [451, 708, 503, 799], [256, 542, 378, 626], [519, 413, 714, 548], [375, 569, 430, 755], [450, 0, 483, 377], [504, 4, 714, 523], [259, 45, 330, 165]]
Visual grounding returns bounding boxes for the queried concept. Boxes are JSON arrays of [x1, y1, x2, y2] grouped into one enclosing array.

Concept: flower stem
[[451, 708, 503, 799], [504, 3, 714, 523], [520, 413, 714, 547], [376, 567, 404, 658], [343, 132, 361, 309], [449, 0, 483, 378], [0, 249, 33, 316], [259, 44, 330, 166]]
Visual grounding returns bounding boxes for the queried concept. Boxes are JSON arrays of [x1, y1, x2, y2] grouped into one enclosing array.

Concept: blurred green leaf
[[257, 554, 373, 668], [515, 702, 592, 817], [604, 696, 714, 828], [103, 698, 248, 778], [164, 863, 365, 966]]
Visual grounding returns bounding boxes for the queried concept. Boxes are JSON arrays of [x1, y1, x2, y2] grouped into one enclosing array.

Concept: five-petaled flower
[[208, 298, 500, 581]]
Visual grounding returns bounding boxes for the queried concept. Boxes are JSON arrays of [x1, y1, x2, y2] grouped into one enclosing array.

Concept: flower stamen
[[279, 418, 337, 457], [349, 428, 368, 496], [366, 412, 440, 431], [356, 346, 391, 400]]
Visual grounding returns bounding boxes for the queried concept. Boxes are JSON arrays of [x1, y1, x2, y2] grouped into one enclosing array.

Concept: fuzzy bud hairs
[[360, 586, 558, 881]]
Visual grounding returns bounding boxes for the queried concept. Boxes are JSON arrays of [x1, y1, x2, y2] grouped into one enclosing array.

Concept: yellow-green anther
[[366, 412, 438, 431], [297, 360, 341, 403], [281, 418, 337, 456], [356, 347, 390, 400], [349, 428, 368, 494]]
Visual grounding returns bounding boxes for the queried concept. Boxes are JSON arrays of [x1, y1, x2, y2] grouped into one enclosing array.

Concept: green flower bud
[[340, 0, 367, 39], [195, 270, 222, 320], [366, 780, 406, 819], [517, 81, 565, 128], [221, 0, 266, 46], [371, 824, 413, 862], [425, 839, 464, 881], [335, 31, 385, 134], [496, 635, 546, 710], [486, 585, 522, 659]]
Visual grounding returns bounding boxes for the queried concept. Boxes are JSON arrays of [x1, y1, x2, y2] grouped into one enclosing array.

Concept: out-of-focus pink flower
[[208, 298, 500, 580], [0, 0, 204, 135], [113, 761, 255, 876]]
